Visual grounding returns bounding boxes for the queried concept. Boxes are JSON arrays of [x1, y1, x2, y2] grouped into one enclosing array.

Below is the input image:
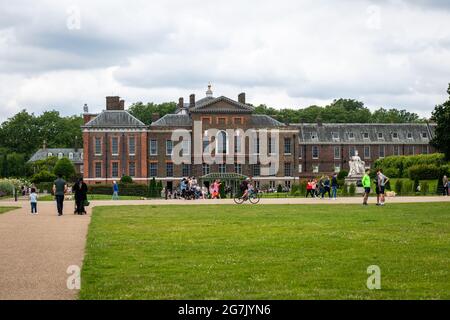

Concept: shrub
[[156, 181, 163, 197], [383, 168, 400, 179], [421, 181, 429, 195], [299, 181, 307, 194], [290, 183, 300, 195], [277, 184, 283, 193], [394, 179, 403, 195], [413, 178, 420, 193], [0, 180, 14, 195], [120, 175, 133, 184], [408, 164, 441, 180], [341, 183, 349, 196], [349, 183, 356, 196], [148, 177, 157, 198], [31, 170, 57, 184], [375, 153, 447, 178], [88, 183, 148, 197], [53, 158, 76, 181], [337, 170, 348, 180]]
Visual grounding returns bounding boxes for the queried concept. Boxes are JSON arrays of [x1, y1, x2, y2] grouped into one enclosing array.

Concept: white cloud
[[0, 0, 449, 122]]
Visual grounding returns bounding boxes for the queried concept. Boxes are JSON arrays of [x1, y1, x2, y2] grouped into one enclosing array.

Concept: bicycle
[[233, 189, 261, 204]]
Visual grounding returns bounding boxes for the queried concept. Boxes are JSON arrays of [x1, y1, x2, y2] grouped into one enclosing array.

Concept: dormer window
[[68, 152, 74, 160], [331, 132, 339, 141], [363, 132, 369, 139], [310, 132, 318, 140], [407, 132, 413, 139], [392, 132, 399, 139], [422, 132, 428, 139], [58, 153, 63, 159], [47, 152, 53, 157], [348, 132, 355, 139], [378, 132, 384, 140]]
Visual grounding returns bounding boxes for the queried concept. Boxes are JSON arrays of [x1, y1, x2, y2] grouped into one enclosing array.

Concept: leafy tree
[[53, 158, 76, 181], [128, 102, 177, 125], [121, 175, 133, 184], [430, 84, 450, 160], [4, 153, 27, 178], [31, 170, 57, 184]]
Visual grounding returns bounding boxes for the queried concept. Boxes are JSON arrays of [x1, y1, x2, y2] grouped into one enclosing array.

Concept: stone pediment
[[190, 96, 253, 114]]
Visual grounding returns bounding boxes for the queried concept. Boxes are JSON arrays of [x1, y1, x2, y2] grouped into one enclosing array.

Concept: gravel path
[[0, 195, 448, 300]]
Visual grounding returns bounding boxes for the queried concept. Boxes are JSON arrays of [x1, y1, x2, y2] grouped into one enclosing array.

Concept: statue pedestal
[[345, 176, 364, 194]]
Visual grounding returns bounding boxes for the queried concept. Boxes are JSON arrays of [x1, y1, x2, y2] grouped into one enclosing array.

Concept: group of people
[[305, 174, 339, 199], [362, 169, 390, 206], [166, 177, 227, 200]]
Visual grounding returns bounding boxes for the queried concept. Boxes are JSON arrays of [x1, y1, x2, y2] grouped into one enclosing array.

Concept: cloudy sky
[[1, 0, 449, 121]]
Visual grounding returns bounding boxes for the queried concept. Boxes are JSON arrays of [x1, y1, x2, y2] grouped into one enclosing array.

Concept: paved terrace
[[0, 196, 449, 300]]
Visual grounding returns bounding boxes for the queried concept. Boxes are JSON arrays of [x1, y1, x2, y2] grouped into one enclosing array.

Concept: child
[[30, 188, 38, 215]]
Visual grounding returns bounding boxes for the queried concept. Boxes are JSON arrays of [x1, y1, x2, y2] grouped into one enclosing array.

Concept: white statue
[[348, 150, 366, 177]]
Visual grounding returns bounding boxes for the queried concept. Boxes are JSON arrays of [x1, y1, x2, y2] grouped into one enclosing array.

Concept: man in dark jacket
[[73, 178, 88, 215]]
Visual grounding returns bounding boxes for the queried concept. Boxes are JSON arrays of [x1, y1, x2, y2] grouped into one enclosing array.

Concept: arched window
[[68, 152, 74, 160], [47, 152, 53, 157], [58, 152, 63, 159], [216, 130, 228, 154]]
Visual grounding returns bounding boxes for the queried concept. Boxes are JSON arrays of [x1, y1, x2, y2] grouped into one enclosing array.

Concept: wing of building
[[81, 86, 436, 190]]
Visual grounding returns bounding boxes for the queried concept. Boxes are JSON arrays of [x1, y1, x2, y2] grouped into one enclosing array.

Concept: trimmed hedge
[[408, 164, 442, 180], [36, 182, 54, 193], [374, 153, 447, 178], [88, 183, 148, 197]]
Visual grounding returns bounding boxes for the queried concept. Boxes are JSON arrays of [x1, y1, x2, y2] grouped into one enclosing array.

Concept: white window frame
[[312, 146, 319, 159], [150, 139, 158, 156]]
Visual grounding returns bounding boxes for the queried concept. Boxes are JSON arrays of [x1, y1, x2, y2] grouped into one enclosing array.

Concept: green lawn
[[0, 207, 19, 214], [38, 194, 143, 201], [80, 203, 450, 300]]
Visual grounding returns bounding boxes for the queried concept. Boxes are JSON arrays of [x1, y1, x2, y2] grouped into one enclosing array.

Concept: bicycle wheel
[[234, 195, 245, 204], [249, 192, 261, 204]]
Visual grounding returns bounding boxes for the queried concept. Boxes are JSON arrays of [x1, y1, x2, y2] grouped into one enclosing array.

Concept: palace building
[[81, 85, 436, 190]]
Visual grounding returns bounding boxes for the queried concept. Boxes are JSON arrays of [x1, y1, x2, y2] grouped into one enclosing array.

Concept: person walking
[[53, 174, 67, 216], [376, 169, 389, 206], [73, 178, 88, 215], [362, 169, 371, 206], [30, 188, 38, 215], [321, 176, 331, 199], [306, 180, 314, 198], [443, 175, 449, 196], [112, 181, 119, 200], [331, 173, 338, 200]]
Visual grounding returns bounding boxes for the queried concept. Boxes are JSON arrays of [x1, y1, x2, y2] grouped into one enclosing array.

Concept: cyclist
[[240, 178, 251, 200]]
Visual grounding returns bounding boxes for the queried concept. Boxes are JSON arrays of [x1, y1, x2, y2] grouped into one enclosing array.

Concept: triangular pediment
[[190, 96, 253, 114]]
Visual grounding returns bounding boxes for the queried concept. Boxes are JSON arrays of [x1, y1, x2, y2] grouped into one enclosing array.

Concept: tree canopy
[[128, 102, 177, 125], [430, 84, 450, 160]]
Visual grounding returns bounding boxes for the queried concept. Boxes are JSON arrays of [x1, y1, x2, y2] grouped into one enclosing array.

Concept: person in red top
[[306, 180, 314, 198]]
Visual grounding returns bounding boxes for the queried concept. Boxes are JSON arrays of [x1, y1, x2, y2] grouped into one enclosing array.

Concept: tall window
[[312, 146, 319, 159], [112, 137, 119, 155], [182, 164, 191, 177], [149, 163, 157, 177], [95, 138, 102, 155], [181, 140, 191, 156], [269, 137, 275, 155], [254, 137, 260, 154], [349, 146, 356, 157], [393, 145, 400, 156], [217, 131, 227, 154], [252, 164, 261, 177], [334, 146, 341, 159], [284, 162, 292, 177], [422, 145, 429, 154], [218, 164, 226, 174], [128, 137, 136, 156], [203, 135, 210, 153], [234, 163, 242, 174], [166, 140, 173, 156], [234, 135, 242, 154], [284, 138, 291, 154], [202, 163, 210, 176], [408, 145, 415, 155], [95, 162, 102, 178], [379, 145, 385, 158], [312, 164, 319, 173], [129, 162, 136, 177], [166, 163, 174, 177], [149, 140, 158, 156], [112, 162, 119, 178], [364, 146, 371, 159]]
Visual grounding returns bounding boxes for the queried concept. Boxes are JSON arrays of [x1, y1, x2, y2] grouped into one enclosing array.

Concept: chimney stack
[[238, 92, 246, 104], [178, 97, 184, 109], [189, 94, 195, 108], [152, 113, 160, 123], [119, 100, 125, 110], [106, 96, 122, 110]]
